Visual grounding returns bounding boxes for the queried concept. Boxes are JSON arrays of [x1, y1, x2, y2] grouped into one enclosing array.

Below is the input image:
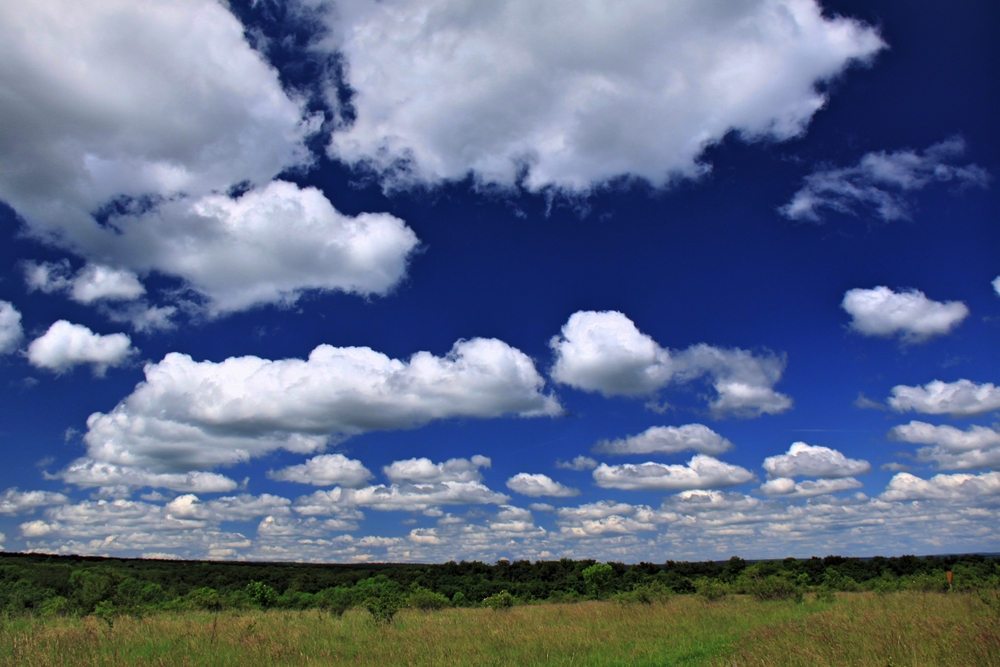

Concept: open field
[[0, 591, 996, 667]]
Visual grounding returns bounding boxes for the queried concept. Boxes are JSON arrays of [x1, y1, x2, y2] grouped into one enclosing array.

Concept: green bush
[[745, 575, 803, 603], [695, 578, 728, 602], [355, 577, 405, 624], [615, 581, 672, 605], [408, 586, 450, 610], [582, 563, 615, 599], [316, 586, 354, 617], [245, 581, 278, 609], [483, 590, 515, 611]]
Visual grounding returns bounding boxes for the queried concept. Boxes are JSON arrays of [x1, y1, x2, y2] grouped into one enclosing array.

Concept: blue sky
[[0, 0, 998, 563]]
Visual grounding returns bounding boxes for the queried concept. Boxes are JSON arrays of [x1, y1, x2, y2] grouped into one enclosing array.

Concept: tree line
[[0, 551, 996, 619]]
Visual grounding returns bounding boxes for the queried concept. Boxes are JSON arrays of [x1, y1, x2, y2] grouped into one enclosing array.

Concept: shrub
[[483, 590, 515, 611], [355, 576, 405, 624], [615, 581, 672, 605], [746, 575, 803, 603], [582, 563, 615, 599], [245, 581, 278, 609], [695, 578, 728, 602], [316, 586, 353, 617], [408, 586, 450, 611]]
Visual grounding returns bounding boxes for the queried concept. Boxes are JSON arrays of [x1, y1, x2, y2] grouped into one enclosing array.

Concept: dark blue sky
[[0, 0, 997, 562]]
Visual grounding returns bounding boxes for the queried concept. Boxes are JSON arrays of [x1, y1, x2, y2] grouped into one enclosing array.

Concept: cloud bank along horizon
[[0, 0, 997, 563]]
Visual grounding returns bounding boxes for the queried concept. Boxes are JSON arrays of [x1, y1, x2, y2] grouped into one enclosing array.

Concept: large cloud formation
[[321, 0, 883, 191], [550, 311, 791, 417], [0, 0, 419, 314], [79, 337, 560, 474], [841, 287, 968, 343]]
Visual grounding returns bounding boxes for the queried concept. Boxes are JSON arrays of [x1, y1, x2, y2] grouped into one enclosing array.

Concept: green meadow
[[1, 591, 997, 667]]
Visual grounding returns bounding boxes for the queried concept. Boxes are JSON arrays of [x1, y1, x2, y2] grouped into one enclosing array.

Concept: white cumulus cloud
[[592, 455, 755, 490], [506, 473, 579, 498], [0, 489, 69, 515], [268, 454, 373, 487], [322, 0, 883, 192], [25, 261, 146, 303], [762, 442, 871, 479], [781, 137, 990, 221], [0, 0, 419, 316], [757, 476, 863, 498], [102, 181, 420, 315], [56, 459, 238, 493], [555, 456, 598, 471], [82, 337, 560, 472], [888, 380, 1000, 417], [294, 481, 509, 514], [383, 456, 491, 484], [880, 471, 1000, 502], [842, 287, 968, 343], [595, 424, 733, 456], [0, 301, 23, 354], [27, 321, 136, 376], [889, 421, 1000, 471], [550, 311, 791, 417]]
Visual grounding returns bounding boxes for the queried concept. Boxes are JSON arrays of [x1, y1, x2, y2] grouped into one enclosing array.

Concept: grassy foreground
[[0, 592, 996, 667]]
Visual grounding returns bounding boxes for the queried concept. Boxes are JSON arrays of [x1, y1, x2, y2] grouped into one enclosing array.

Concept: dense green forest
[[1, 551, 996, 621]]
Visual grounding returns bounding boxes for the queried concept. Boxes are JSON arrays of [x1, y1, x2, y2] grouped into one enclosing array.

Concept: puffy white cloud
[[593, 455, 755, 491], [555, 456, 598, 471], [70, 265, 146, 303], [383, 455, 491, 484], [506, 473, 579, 498], [550, 311, 791, 417], [0, 301, 23, 354], [550, 310, 673, 396], [83, 337, 559, 472], [674, 344, 792, 417], [294, 480, 510, 514], [781, 137, 990, 222], [889, 421, 1000, 471], [556, 500, 640, 522], [888, 380, 1000, 417], [268, 454, 373, 487], [890, 421, 1000, 453], [489, 506, 542, 535], [0, 489, 69, 515], [322, 0, 883, 192], [993, 276, 1000, 297], [25, 260, 146, 304], [841, 287, 968, 342], [103, 181, 420, 314], [27, 321, 136, 375], [594, 424, 733, 456], [757, 477, 863, 498], [0, 1, 420, 315], [165, 493, 291, 521], [880, 471, 1000, 502], [56, 459, 238, 493], [762, 442, 871, 479]]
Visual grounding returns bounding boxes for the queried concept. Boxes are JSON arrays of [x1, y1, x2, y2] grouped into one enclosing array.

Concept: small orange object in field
[[946, 571, 953, 584]]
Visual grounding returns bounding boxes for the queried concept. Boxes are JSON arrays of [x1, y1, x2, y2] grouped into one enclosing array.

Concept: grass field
[[0, 592, 996, 666]]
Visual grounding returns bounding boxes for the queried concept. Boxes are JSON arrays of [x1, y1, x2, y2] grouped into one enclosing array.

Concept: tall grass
[[717, 591, 1000, 667], [0, 592, 993, 666]]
